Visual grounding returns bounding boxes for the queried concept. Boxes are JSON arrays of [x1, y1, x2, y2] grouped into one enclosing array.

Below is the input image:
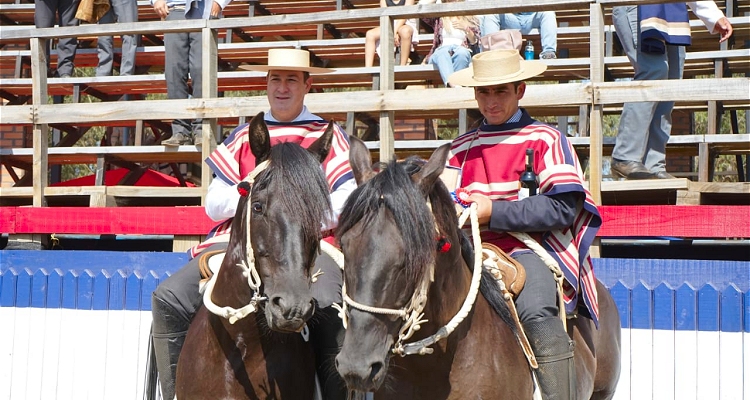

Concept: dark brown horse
[[334, 137, 621, 399], [175, 113, 335, 399]]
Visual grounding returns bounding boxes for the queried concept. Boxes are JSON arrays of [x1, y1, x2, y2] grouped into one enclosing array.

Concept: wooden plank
[[30, 37, 47, 207], [589, 3, 604, 204]]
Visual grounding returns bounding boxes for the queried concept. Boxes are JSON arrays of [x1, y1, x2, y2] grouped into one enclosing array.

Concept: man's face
[[266, 70, 312, 122], [474, 82, 526, 125]]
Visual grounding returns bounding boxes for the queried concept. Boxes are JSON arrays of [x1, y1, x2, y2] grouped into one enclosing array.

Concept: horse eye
[[251, 202, 263, 213]]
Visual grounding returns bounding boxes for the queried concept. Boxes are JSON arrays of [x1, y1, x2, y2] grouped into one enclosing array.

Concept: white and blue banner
[[1, 251, 748, 400]]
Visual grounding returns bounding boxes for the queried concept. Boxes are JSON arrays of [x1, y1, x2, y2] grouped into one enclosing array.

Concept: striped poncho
[[639, 3, 691, 53], [448, 109, 602, 325], [188, 119, 354, 258]]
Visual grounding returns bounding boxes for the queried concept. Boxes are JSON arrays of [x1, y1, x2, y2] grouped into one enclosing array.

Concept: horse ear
[[414, 143, 451, 195], [248, 112, 271, 165], [306, 120, 335, 163], [349, 135, 376, 185]]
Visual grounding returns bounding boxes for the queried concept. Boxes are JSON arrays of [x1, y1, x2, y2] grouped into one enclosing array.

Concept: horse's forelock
[[255, 142, 332, 244], [338, 159, 435, 284]]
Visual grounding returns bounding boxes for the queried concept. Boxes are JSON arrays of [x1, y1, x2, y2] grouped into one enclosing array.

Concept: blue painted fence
[[1, 251, 748, 400]]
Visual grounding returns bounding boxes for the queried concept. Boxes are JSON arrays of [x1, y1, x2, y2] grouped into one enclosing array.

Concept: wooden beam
[[30, 37, 48, 207]]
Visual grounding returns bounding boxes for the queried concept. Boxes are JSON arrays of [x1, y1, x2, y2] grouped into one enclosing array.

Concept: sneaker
[[162, 132, 192, 146], [539, 51, 557, 60]]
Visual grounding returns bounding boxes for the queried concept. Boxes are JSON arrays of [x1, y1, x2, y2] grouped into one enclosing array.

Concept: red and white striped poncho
[[188, 119, 353, 258], [448, 109, 602, 326]]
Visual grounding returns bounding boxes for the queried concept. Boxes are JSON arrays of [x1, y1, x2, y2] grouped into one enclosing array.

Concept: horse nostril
[[369, 361, 383, 382], [271, 295, 284, 308]]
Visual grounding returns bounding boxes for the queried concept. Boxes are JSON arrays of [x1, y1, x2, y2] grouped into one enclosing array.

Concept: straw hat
[[239, 48, 333, 74], [448, 49, 547, 87]]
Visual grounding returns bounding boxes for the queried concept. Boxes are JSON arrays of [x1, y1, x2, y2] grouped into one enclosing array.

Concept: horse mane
[[254, 142, 332, 247], [337, 158, 435, 283]]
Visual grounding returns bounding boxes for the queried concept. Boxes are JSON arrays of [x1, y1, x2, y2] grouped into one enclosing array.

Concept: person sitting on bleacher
[[423, 0, 480, 87], [155, 0, 232, 146], [35, 0, 80, 77], [482, 12, 558, 59], [610, 2, 733, 180], [365, 0, 418, 67]]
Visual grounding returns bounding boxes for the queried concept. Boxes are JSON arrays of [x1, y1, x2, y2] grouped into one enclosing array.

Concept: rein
[[335, 203, 484, 357]]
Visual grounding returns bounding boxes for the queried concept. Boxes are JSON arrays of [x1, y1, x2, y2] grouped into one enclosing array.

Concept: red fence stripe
[[1, 205, 748, 238]]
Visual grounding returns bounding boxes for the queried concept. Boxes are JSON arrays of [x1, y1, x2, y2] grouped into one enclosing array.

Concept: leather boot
[[310, 306, 347, 400], [524, 316, 576, 400], [152, 296, 190, 400], [611, 160, 654, 180]]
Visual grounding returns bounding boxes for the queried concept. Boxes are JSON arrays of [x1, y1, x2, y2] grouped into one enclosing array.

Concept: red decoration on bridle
[[237, 181, 251, 197], [437, 236, 451, 253]]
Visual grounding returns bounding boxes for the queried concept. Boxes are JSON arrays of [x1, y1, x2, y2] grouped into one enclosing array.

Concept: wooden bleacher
[[0, 0, 748, 218]]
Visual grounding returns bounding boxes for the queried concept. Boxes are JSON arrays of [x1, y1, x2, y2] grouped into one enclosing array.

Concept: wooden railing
[[1, 0, 748, 208]]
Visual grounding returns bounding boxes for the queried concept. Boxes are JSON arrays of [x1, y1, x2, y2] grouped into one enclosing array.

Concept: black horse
[[176, 113, 334, 399]]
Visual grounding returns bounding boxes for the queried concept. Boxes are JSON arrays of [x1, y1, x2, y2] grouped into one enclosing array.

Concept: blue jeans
[[429, 45, 472, 87], [611, 6, 685, 172], [482, 12, 557, 54]]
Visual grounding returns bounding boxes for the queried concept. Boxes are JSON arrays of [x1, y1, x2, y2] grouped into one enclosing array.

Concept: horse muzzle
[[264, 295, 315, 332]]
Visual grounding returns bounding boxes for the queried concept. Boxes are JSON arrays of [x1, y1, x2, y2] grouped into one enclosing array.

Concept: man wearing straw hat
[[446, 49, 602, 400], [151, 48, 355, 400]]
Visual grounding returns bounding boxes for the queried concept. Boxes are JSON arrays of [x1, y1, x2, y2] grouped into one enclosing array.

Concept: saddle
[[481, 243, 526, 298]]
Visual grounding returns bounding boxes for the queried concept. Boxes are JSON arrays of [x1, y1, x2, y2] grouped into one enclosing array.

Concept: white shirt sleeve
[[687, 1, 726, 34], [322, 177, 358, 231], [205, 178, 240, 222]]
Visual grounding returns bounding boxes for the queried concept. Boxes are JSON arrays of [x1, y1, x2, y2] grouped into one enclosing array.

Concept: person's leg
[[95, 9, 115, 76], [34, 0, 56, 75], [163, 11, 193, 145], [309, 252, 346, 400], [364, 27, 380, 67], [533, 11, 557, 56], [501, 13, 526, 34], [612, 6, 637, 64], [188, 29, 204, 141], [611, 6, 667, 178], [644, 45, 684, 174], [56, 0, 79, 77], [429, 46, 455, 86], [480, 13, 502, 37], [513, 251, 576, 400], [151, 242, 226, 400], [396, 24, 414, 66], [114, 0, 139, 75], [451, 46, 472, 83]]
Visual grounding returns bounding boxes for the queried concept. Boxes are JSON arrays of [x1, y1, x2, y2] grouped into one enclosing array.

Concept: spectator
[[610, 3, 733, 179], [35, 0, 80, 77], [423, 0, 480, 87], [365, 0, 418, 67], [155, 0, 231, 146], [151, 48, 356, 400], [482, 12, 558, 59], [96, 0, 139, 76]]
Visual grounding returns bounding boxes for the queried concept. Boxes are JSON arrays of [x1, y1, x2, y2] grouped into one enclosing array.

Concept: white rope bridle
[[201, 161, 271, 324], [334, 203, 484, 357]]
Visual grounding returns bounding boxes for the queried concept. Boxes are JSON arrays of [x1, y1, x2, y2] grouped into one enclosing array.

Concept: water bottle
[[524, 40, 535, 60]]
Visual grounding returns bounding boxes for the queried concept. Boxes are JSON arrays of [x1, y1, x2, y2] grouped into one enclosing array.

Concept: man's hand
[[210, 1, 221, 18], [465, 193, 493, 225], [715, 17, 733, 43], [153, 0, 169, 19]]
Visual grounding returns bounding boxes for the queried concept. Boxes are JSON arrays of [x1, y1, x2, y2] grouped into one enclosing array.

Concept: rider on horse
[[151, 48, 355, 400], [446, 49, 602, 400]]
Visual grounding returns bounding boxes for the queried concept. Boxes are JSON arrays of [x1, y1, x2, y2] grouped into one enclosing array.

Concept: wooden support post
[[588, 4, 604, 205], [346, 112, 355, 136], [201, 25, 219, 203], [458, 109, 467, 136], [30, 38, 48, 207], [698, 142, 709, 182], [378, 14, 395, 163]]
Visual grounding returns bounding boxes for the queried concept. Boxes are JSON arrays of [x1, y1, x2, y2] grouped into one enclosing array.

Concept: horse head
[[334, 136, 455, 392], [233, 112, 334, 332]]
